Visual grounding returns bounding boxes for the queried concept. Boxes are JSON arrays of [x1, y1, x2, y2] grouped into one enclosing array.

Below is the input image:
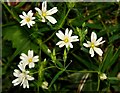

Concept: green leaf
[[48, 69, 65, 88], [101, 46, 120, 73], [72, 53, 98, 70], [3, 25, 39, 61]]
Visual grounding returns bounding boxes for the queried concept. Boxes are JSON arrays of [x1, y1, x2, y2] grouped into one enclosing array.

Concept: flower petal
[[65, 28, 69, 36], [27, 75, 34, 81], [69, 29, 73, 36], [19, 15, 25, 19], [29, 62, 35, 68], [94, 47, 103, 56], [71, 36, 79, 42], [83, 43, 90, 47], [45, 16, 57, 24], [42, 1, 47, 12], [35, 7, 42, 16], [69, 43, 73, 48], [91, 32, 97, 43], [22, 11, 27, 17], [56, 31, 64, 40], [89, 48, 94, 57], [46, 7, 58, 15], [28, 50, 33, 58], [13, 69, 21, 77], [27, 10, 33, 17]]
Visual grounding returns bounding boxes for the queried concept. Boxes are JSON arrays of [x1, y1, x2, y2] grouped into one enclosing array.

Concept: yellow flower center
[[26, 17, 30, 22], [42, 12, 46, 17], [64, 38, 69, 43], [91, 43, 95, 48], [28, 58, 32, 63]]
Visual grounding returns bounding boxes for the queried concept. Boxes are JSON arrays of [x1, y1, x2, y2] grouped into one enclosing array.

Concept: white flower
[[100, 73, 107, 80], [35, 1, 58, 24], [20, 50, 39, 68], [56, 28, 79, 48], [12, 63, 34, 88], [41, 81, 48, 89], [19, 10, 35, 28], [83, 32, 105, 57]]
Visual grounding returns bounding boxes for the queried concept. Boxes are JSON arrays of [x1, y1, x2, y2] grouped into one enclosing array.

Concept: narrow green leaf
[[48, 69, 65, 88]]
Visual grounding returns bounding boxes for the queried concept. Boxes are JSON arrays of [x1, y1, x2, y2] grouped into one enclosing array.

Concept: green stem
[[66, 70, 98, 73], [97, 75, 100, 91], [43, 66, 56, 71], [2, 2, 20, 22], [58, 8, 71, 29]]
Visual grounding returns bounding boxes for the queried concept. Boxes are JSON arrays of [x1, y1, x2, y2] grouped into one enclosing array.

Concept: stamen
[[28, 58, 32, 63], [26, 17, 30, 22]]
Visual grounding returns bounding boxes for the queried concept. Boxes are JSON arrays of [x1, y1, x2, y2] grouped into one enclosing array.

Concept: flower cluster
[[12, 50, 39, 88], [19, 1, 58, 28]]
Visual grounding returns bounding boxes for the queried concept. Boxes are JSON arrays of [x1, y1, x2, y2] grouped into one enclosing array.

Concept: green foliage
[[2, 1, 120, 93]]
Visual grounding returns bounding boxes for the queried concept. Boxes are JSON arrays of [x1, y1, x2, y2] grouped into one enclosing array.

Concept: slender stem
[[97, 76, 100, 91], [66, 70, 98, 73], [2, 2, 20, 22], [43, 66, 56, 71]]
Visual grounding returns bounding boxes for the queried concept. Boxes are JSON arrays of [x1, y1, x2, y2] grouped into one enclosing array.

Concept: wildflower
[[20, 50, 39, 68], [56, 28, 79, 48], [19, 10, 35, 28], [35, 1, 58, 24], [41, 81, 48, 89], [100, 73, 107, 80], [83, 32, 105, 57], [12, 63, 34, 88]]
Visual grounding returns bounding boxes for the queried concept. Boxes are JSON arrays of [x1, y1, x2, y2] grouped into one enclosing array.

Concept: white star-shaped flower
[[12, 63, 34, 88], [19, 10, 35, 28], [83, 32, 105, 57], [20, 50, 39, 68], [56, 28, 79, 48], [35, 1, 58, 24]]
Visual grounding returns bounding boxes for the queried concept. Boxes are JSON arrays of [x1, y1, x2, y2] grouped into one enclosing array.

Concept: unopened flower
[[19, 10, 35, 28], [41, 81, 48, 89], [12, 63, 34, 88], [83, 32, 105, 57], [20, 50, 39, 68], [35, 1, 58, 24], [100, 73, 107, 80], [56, 28, 79, 48]]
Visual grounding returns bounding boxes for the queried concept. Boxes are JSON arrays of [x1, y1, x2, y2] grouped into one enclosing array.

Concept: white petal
[[27, 75, 34, 81], [42, 1, 47, 12], [26, 23, 30, 28], [94, 47, 103, 56], [27, 10, 33, 17], [22, 11, 27, 17], [56, 32, 64, 40], [65, 43, 70, 48], [89, 48, 94, 57], [35, 7, 42, 15], [83, 43, 90, 47], [56, 41, 64, 45], [18, 63, 25, 71], [12, 78, 21, 86], [33, 56, 39, 62], [19, 15, 25, 19], [28, 50, 33, 58], [29, 63, 35, 68], [95, 37, 105, 46], [69, 29, 73, 36], [91, 32, 97, 43], [71, 36, 79, 42], [69, 43, 73, 48], [20, 21, 26, 26], [41, 16, 46, 22], [13, 69, 21, 77], [20, 53, 28, 60], [46, 7, 58, 15], [23, 79, 28, 88], [45, 16, 57, 24], [65, 28, 69, 36]]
